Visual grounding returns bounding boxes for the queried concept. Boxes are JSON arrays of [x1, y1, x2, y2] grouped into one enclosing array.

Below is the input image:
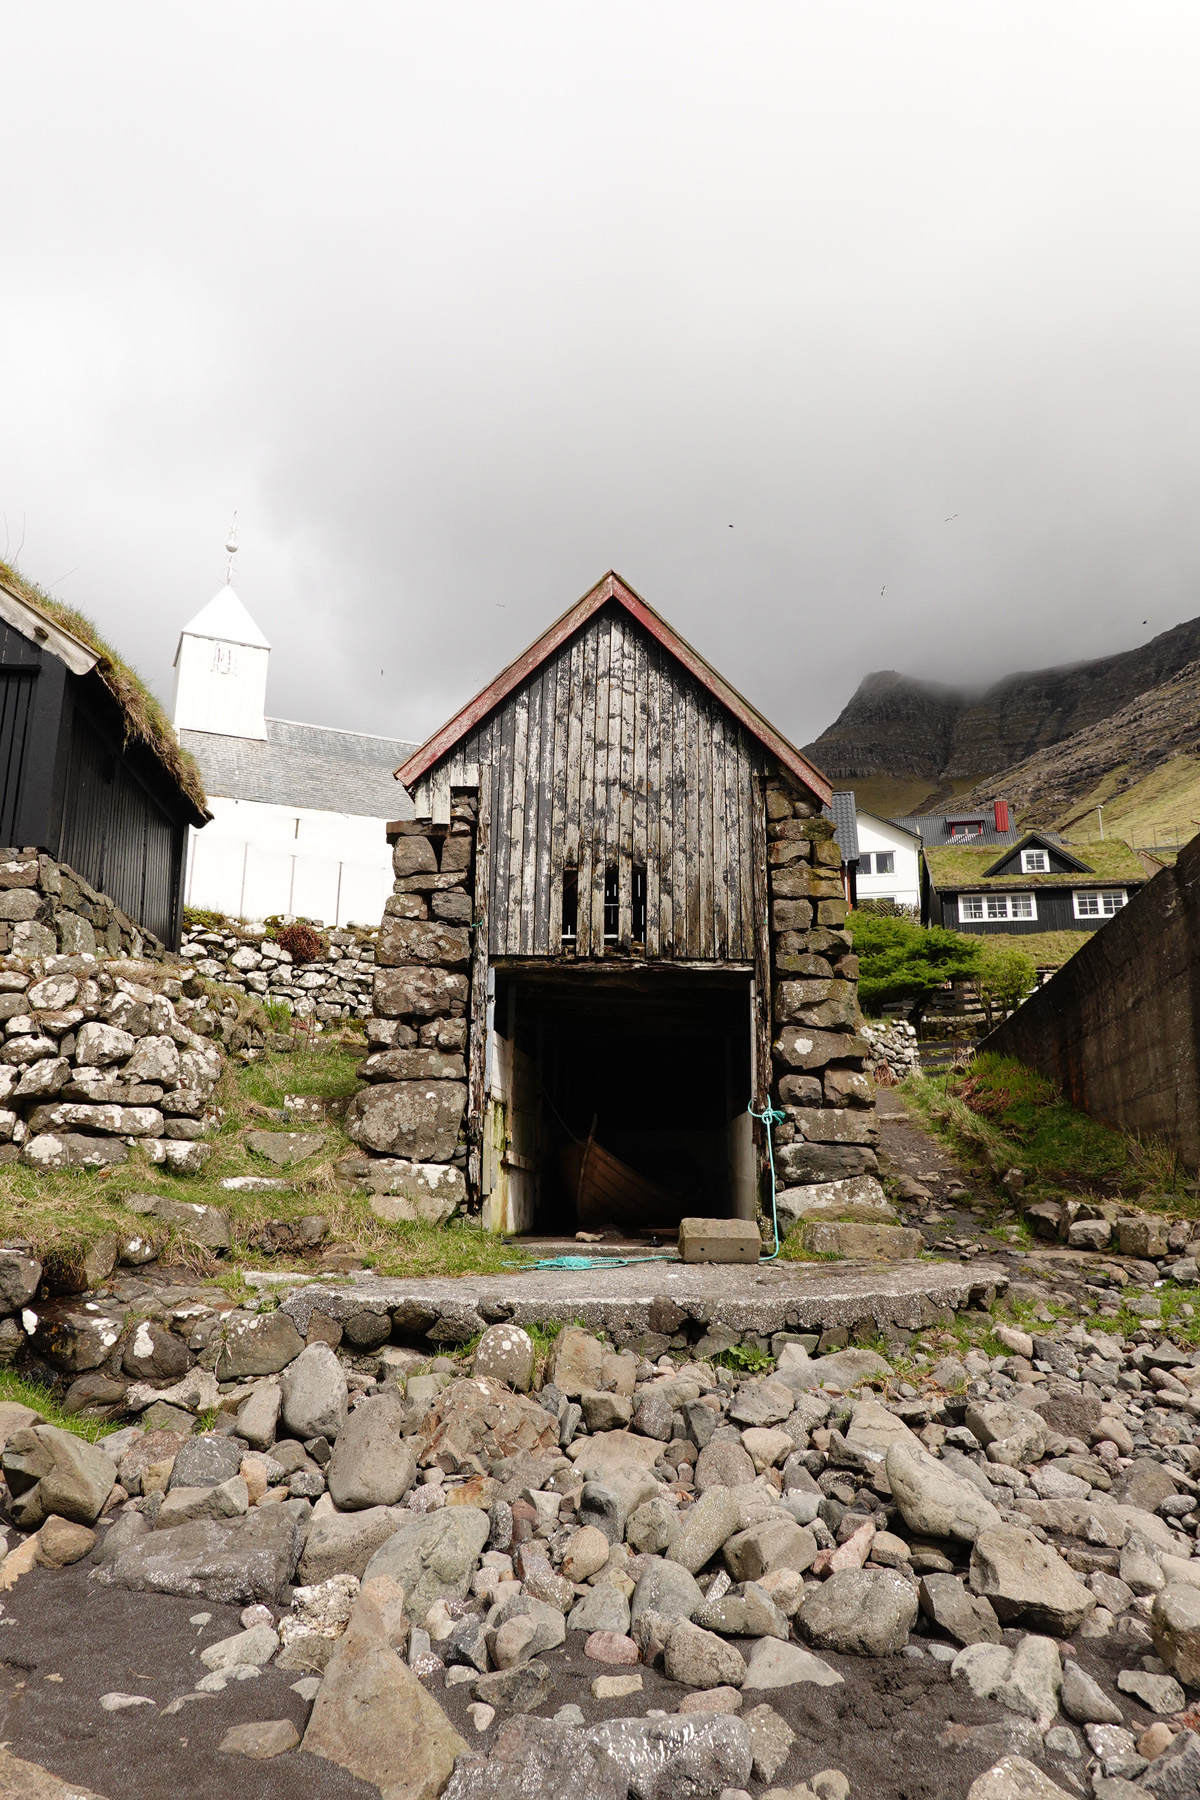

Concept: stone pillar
[[345, 794, 478, 1223], [763, 777, 882, 1239]]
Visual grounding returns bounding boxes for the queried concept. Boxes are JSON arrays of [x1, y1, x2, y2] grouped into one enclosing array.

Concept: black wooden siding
[[933, 885, 1142, 934], [412, 604, 774, 962], [0, 611, 194, 946]]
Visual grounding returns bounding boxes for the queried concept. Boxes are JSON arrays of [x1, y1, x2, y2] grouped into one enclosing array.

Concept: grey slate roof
[[181, 718, 418, 820], [824, 790, 860, 862], [889, 811, 1046, 849]]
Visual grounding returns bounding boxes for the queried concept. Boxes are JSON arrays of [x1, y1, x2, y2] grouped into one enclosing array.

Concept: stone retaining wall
[[179, 922, 377, 1023], [0, 847, 169, 961]]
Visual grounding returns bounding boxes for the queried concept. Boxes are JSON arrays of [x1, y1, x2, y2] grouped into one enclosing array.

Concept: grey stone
[[698, 1583, 789, 1641], [663, 1619, 747, 1689], [0, 1248, 41, 1314], [21, 1300, 123, 1374], [326, 1391, 416, 1510], [919, 1574, 1003, 1646], [244, 1130, 325, 1165], [1151, 1581, 1200, 1688], [777, 1347, 891, 1392], [366, 1161, 467, 1226], [631, 1559, 704, 1627], [200, 1621, 280, 1670], [952, 1642, 1015, 1703], [218, 1719, 300, 1760], [156, 1476, 250, 1527], [472, 1324, 536, 1392], [633, 1389, 676, 1441], [583, 1715, 752, 1800], [887, 1443, 1002, 1543], [236, 1382, 282, 1451], [1115, 1667, 1185, 1713], [124, 1194, 231, 1251], [472, 1659, 555, 1714], [567, 1584, 631, 1635], [169, 1434, 245, 1491], [694, 1440, 756, 1493], [298, 1505, 411, 1584], [800, 1567, 918, 1657], [969, 1526, 1096, 1634], [363, 1506, 490, 1619], [723, 1520, 818, 1582], [347, 1079, 467, 1160], [668, 1487, 742, 1575], [442, 1715, 627, 1800], [100, 1507, 304, 1603], [1, 1424, 117, 1529], [280, 1343, 347, 1443], [740, 1637, 843, 1690], [1059, 1658, 1123, 1726], [122, 1320, 192, 1384], [994, 1634, 1062, 1729], [965, 1402, 1046, 1468], [742, 1703, 795, 1783], [964, 1755, 1076, 1800]]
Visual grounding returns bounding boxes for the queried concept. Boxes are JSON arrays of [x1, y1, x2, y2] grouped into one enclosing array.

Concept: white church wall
[[185, 796, 392, 928]]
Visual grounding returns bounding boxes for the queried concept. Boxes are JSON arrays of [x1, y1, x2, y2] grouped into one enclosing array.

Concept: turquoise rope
[[748, 1100, 786, 1259]]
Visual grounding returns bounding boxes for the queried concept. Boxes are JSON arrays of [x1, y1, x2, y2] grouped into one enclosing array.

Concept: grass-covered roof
[[0, 560, 207, 815], [925, 837, 1145, 889]]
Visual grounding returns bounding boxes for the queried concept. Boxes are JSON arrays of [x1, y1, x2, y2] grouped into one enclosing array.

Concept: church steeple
[[172, 529, 271, 739]]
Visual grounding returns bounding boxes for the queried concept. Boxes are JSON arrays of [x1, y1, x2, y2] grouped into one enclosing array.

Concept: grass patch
[[713, 1342, 775, 1375], [903, 1052, 1192, 1209], [0, 1035, 531, 1282], [0, 1370, 120, 1442]]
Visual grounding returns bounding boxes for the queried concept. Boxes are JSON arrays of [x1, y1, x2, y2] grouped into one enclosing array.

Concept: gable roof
[[175, 584, 272, 659], [825, 791, 859, 861], [395, 571, 832, 805], [925, 837, 1145, 890], [183, 718, 419, 818], [983, 832, 1093, 878]]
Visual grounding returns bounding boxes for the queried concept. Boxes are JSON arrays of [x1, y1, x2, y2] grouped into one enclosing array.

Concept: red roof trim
[[395, 571, 832, 805]]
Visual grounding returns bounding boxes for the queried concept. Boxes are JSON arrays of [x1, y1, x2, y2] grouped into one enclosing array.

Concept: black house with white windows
[[922, 829, 1148, 935]]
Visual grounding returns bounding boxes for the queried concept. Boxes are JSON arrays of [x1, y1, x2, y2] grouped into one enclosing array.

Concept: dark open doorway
[[489, 963, 755, 1235]]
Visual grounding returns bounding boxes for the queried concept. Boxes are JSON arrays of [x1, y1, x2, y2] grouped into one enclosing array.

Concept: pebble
[[99, 1692, 155, 1712], [590, 1672, 643, 1699]]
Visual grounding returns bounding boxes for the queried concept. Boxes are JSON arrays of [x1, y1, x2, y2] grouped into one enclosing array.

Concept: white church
[[173, 557, 415, 928]]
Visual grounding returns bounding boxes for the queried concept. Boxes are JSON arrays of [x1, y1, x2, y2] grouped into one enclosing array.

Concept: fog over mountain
[[3, 5, 1200, 753]]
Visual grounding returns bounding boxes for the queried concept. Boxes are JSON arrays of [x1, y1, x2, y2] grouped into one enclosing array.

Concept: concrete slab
[[278, 1257, 1009, 1344]]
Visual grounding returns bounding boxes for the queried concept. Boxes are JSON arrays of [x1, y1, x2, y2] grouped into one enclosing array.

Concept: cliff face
[[805, 615, 1200, 787]]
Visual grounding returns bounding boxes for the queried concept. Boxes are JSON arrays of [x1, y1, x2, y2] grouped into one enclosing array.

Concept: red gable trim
[[395, 571, 832, 806]]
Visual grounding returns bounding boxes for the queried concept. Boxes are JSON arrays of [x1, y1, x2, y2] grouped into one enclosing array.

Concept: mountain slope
[[957, 660, 1200, 845], [805, 614, 1200, 794]]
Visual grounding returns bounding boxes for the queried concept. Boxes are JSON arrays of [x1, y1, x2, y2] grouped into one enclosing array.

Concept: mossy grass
[[0, 1369, 120, 1442], [0, 1034, 530, 1282], [902, 1053, 1195, 1213]]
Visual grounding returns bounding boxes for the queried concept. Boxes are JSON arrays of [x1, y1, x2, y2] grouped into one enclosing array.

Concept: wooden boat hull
[[560, 1134, 685, 1230]]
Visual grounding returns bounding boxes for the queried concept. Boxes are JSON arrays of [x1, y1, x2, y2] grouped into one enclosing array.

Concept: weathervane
[[225, 512, 239, 586]]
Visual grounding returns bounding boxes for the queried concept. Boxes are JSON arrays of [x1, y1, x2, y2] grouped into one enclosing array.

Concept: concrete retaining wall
[[984, 832, 1200, 1167]]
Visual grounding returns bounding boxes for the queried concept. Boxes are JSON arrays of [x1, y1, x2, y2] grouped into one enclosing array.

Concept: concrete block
[[678, 1218, 761, 1264], [800, 1222, 924, 1262]]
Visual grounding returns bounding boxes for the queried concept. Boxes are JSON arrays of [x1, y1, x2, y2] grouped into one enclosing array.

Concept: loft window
[[603, 867, 619, 942], [1021, 848, 1048, 872], [1074, 889, 1126, 919], [862, 851, 894, 876], [949, 820, 983, 839], [561, 868, 578, 942]]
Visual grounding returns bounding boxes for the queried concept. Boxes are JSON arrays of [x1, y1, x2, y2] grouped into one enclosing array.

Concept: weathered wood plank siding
[[441, 602, 768, 962]]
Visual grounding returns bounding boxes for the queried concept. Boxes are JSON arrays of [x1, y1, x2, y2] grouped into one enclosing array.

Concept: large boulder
[[303, 1578, 468, 1800], [280, 1342, 348, 1443], [327, 1392, 418, 1510], [776, 1346, 891, 1392], [0, 1248, 41, 1314], [442, 1716, 627, 1800], [965, 1756, 1076, 1800], [662, 1619, 747, 1689], [168, 1433, 244, 1491], [1, 1425, 116, 1528], [968, 1527, 1096, 1634], [363, 1507, 490, 1619], [99, 1506, 305, 1603], [886, 1442, 1003, 1543], [215, 1311, 304, 1380], [543, 1326, 605, 1397], [472, 1324, 536, 1393], [799, 1567, 918, 1656], [22, 1301, 123, 1373], [347, 1080, 467, 1160], [667, 1486, 742, 1575], [417, 1378, 558, 1472], [1151, 1582, 1200, 1688], [630, 1559, 704, 1628], [299, 1504, 412, 1585]]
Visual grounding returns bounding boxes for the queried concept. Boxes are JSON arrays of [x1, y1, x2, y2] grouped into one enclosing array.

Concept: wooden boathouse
[[351, 573, 876, 1237]]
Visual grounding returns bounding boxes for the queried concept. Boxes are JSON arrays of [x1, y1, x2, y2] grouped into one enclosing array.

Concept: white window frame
[[1021, 848, 1048, 873], [961, 892, 1037, 922], [1073, 889, 1126, 919], [872, 850, 894, 875]]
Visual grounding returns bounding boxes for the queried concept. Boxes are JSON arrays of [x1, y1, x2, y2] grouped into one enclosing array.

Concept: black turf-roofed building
[[0, 575, 208, 947]]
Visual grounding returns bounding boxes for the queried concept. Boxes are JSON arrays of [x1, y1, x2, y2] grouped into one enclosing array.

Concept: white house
[[173, 567, 415, 928], [855, 810, 922, 909]]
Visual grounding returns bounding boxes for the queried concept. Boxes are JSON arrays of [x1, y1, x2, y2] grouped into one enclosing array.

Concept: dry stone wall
[[764, 779, 886, 1243], [0, 850, 228, 1174], [0, 846, 170, 961], [180, 923, 377, 1023], [339, 793, 476, 1224]]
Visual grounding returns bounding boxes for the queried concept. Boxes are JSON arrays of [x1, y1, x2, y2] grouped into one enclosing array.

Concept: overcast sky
[[3, 4, 1199, 753]]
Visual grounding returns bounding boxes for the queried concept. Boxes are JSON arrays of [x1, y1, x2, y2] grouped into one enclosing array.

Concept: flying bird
[[880, 586, 886, 596], [944, 514, 958, 522]]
